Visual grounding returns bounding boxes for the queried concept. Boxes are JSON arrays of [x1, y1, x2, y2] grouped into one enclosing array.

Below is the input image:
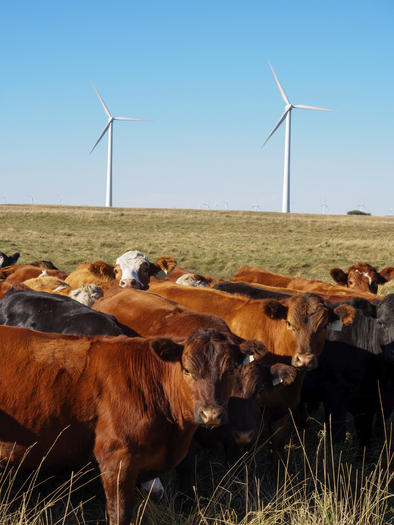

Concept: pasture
[[1, 204, 394, 525]]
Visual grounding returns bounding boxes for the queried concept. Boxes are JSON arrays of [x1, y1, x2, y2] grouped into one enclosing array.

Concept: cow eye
[[183, 367, 191, 376], [228, 368, 235, 376], [378, 320, 385, 328], [349, 281, 353, 285], [143, 268, 149, 273], [114, 269, 119, 274]]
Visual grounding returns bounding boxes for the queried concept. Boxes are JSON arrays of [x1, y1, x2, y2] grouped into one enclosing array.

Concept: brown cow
[[0, 326, 249, 525], [3, 265, 69, 283], [65, 250, 177, 291], [230, 265, 381, 301], [148, 280, 355, 461], [0, 280, 32, 299], [329, 262, 394, 294]]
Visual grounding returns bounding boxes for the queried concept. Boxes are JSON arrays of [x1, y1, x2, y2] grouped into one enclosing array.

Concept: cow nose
[[119, 278, 141, 289], [292, 353, 318, 370], [232, 429, 255, 445], [198, 406, 226, 427]]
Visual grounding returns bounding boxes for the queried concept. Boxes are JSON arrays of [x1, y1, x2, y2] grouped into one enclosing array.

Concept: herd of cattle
[[0, 249, 394, 524]]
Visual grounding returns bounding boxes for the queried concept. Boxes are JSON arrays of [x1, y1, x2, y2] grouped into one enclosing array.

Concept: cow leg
[[95, 444, 138, 525], [268, 414, 289, 465], [175, 447, 196, 511]]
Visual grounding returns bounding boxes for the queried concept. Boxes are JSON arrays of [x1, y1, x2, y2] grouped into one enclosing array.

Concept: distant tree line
[[347, 210, 371, 216]]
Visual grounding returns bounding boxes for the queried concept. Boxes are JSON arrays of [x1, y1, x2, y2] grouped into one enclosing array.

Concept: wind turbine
[[358, 199, 369, 213], [27, 194, 34, 205], [262, 61, 338, 213], [57, 194, 63, 204], [223, 201, 229, 210], [90, 83, 150, 207], [320, 198, 329, 215], [387, 206, 393, 217], [252, 200, 261, 212]]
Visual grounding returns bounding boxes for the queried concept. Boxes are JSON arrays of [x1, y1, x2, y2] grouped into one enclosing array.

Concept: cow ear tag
[[329, 320, 343, 332], [156, 270, 167, 280], [242, 354, 254, 365], [272, 377, 283, 386]]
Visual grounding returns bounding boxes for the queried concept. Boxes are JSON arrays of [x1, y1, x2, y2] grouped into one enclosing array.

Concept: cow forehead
[[287, 294, 328, 326], [182, 341, 235, 375], [115, 251, 149, 276]]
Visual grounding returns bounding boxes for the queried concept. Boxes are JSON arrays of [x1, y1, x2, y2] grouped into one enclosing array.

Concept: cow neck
[[162, 362, 197, 430]]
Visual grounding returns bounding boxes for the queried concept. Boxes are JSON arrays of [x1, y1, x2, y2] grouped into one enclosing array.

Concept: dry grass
[[2, 205, 394, 293]]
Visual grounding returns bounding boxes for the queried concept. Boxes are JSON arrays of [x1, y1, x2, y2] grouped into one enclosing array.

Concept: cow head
[[150, 329, 251, 428], [260, 293, 355, 370], [329, 262, 394, 294], [114, 251, 177, 289], [228, 342, 298, 445], [0, 252, 20, 269]]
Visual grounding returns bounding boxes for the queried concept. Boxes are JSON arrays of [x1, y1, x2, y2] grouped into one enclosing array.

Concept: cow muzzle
[[291, 353, 318, 370], [119, 278, 142, 289], [232, 428, 255, 445], [197, 405, 227, 427]]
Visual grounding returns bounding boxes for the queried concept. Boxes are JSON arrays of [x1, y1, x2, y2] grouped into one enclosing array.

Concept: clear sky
[[1, 1, 393, 215]]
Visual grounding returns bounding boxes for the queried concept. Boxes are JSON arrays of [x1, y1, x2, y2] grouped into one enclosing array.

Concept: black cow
[[0, 251, 20, 268], [176, 359, 298, 505], [212, 281, 291, 301], [300, 295, 394, 449], [0, 288, 138, 337]]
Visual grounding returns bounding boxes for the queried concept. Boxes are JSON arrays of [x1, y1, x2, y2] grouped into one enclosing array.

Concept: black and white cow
[[0, 251, 20, 269]]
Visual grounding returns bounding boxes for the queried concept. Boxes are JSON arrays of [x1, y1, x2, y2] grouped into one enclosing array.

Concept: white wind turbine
[[320, 198, 330, 215], [90, 83, 150, 207], [262, 61, 338, 213]]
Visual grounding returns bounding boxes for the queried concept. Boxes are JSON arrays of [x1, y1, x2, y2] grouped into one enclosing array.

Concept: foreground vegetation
[[1, 204, 394, 524]]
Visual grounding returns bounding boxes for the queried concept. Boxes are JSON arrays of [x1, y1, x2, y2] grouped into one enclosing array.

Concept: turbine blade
[[261, 108, 290, 147], [90, 121, 111, 154], [268, 61, 290, 105], [92, 82, 112, 117], [293, 104, 339, 112], [114, 117, 152, 121]]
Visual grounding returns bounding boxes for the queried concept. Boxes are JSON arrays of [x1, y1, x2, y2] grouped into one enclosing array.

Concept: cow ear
[[10, 252, 20, 265], [240, 340, 268, 359], [330, 304, 355, 325], [150, 338, 184, 362], [378, 267, 394, 284], [149, 256, 177, 279], [260, 299, 288, 320], [269, 363, 298, 388], [90, 261, 115, 279], [329, 268, 348, 286]]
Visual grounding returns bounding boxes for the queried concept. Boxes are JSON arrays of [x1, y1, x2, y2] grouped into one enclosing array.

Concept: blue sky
[[1, 1, 393, 215]]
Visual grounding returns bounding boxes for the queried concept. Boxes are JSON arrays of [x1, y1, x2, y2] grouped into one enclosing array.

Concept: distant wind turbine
[[57, 194, 63, 204], [214, 199, 219, 210], [27, 194, 34, 205], [223, 201, 229, 210], [387, 206, 393, 217], [252, 201, 261, 212], [358, 199, 369, 213], [202, 202, 210, 210], [262, 61, 338, 213], [90, 83, 151, 207], [320, 198, 329, 215]]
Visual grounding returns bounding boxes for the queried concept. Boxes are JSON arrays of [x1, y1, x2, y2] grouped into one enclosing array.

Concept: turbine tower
[[90, 83, 150, 207], [262, 61, 338, 213]]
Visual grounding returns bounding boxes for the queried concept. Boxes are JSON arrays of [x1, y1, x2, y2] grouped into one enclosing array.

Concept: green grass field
[[1, 204, 394, 524]]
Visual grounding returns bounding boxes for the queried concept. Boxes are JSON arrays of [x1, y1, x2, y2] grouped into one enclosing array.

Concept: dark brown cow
[[0, 326, 248, 525], [0, 280, 32, 299], [65, 250, 177, 291], [148, 280, 355, 460], [329, 262, 394, 294]]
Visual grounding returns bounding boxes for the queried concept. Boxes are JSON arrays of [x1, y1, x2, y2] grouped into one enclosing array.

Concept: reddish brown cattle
[[93, 286, 240, 341], [65, 250, 177, 291], [0, 280, 32, 299], [4, 265, 69, 283], [230, 265, 381, 301], [162, 267, 214, 285], [148, 280, 355, 460], [0, 326, 248, 525], [329, 262, 394, 294]]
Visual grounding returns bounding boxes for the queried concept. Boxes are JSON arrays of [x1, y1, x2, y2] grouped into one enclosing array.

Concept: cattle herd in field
[[1, 249, 394, 524]]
